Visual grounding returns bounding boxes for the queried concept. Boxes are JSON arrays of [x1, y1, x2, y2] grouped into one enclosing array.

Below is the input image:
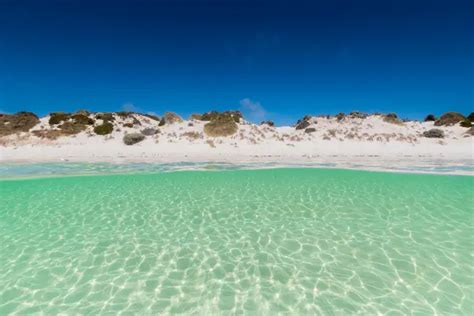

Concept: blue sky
[[0, 0, 472, 125]]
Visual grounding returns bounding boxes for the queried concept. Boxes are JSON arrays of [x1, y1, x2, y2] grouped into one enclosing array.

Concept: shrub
[[59, 121, 87, 135], [204, 117, 238, 137], [434, 112, 465, 126], [295, 120, 310, 130], [189, 113, 203, 120], [424, 114, 436, 122], [49, 112, 70, 125], [383, 113, 403, 125], [0, 112, 39, 136], [94, 122, 114, 135], [201, 111, 242, 123], [141, 128, 159, 136], [460, 120, 472, 128], [336, 113, 345, 121], [162, 112, 183, 125], [95, 112, 115, 121], [467, 112, 474, 122], [305, 127, 316, 133], [71, 114, 94, 125], [260, 120, 274, 127], [423, 129, 444, 138], [123, 123, 134, 128], [123, 133, 145, 145]]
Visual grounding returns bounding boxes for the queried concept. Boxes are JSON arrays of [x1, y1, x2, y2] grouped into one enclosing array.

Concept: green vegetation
[[94, 122, 114, 135]]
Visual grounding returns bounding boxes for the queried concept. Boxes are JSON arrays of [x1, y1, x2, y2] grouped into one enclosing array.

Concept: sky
[[0, 0, 472, 125]]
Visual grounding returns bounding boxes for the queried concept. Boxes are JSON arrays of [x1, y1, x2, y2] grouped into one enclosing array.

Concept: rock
[[162, 112, 183, 125], [93, 122, 114, 135], [465, 127, 474, 136], [201, 111, 243, 123], [295, 120, 310, 130], [203, 116, 238, 137], [122, 123, 134, 128], [49, 112, 70, 125], [434, 112, 465, 126], [260, 120, 274, 127], [423, 129, 444, 138], [467, 112, 474, 122], [424, 114, 436, 122], [141, 128, 159, 136], [0, 112, 39, 136], [305, 127, 316, 133], [123, 133, 145, 145]]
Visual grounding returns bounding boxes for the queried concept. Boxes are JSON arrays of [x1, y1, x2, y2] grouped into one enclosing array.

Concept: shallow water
[[0, 168, 473, 314]]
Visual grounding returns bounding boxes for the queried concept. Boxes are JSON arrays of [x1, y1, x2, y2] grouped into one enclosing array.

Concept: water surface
[[1, 168, 473, 314]]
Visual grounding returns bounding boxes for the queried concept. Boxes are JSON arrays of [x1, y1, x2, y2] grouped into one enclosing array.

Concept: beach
[[1, 112, 473, 174]]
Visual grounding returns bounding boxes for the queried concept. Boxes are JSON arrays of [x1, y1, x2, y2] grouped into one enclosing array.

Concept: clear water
[[0, 168, 473, 314]]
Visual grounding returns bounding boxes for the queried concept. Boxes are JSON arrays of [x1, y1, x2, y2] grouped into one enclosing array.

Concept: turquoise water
[[0, 168, 473, 314]]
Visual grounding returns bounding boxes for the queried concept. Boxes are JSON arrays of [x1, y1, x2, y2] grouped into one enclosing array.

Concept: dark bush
[[434, 112, 465, 126], [424, 114, 436, 122], [0, 112, 39, 136], [49, 112, 70, 125], [71, 114, 94, 125], [423, 129, 444, 138], [94, 122, 114, 135], [141, 128, 159, 136], [305, 127, 316, 133], [467, 112, 474, 122], [95, 113, 115, 121], [204, 116, 238, 136], [260, 120, 274, 127], [123, 133, 145, 145], [201, 111, 242, 123], [295, 120, 310, 130], [460, 120, 472, 128]]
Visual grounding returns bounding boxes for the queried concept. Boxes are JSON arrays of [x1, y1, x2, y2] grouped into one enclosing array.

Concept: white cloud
[[122, 103, 139, 112], [239, 98, 266, 122]]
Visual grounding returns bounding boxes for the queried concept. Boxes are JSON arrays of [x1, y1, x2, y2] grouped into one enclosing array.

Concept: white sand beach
[[1, 112, 473, 173]]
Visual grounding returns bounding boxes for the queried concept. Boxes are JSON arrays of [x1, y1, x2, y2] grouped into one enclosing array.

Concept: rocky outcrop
[[0, 112, 39, 136], [465, 127, 474, 136], [305, 127, 316, 133], [434, 112, 465, 126], [423, 129, 444, 138], [123, 133, 145, 145]]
